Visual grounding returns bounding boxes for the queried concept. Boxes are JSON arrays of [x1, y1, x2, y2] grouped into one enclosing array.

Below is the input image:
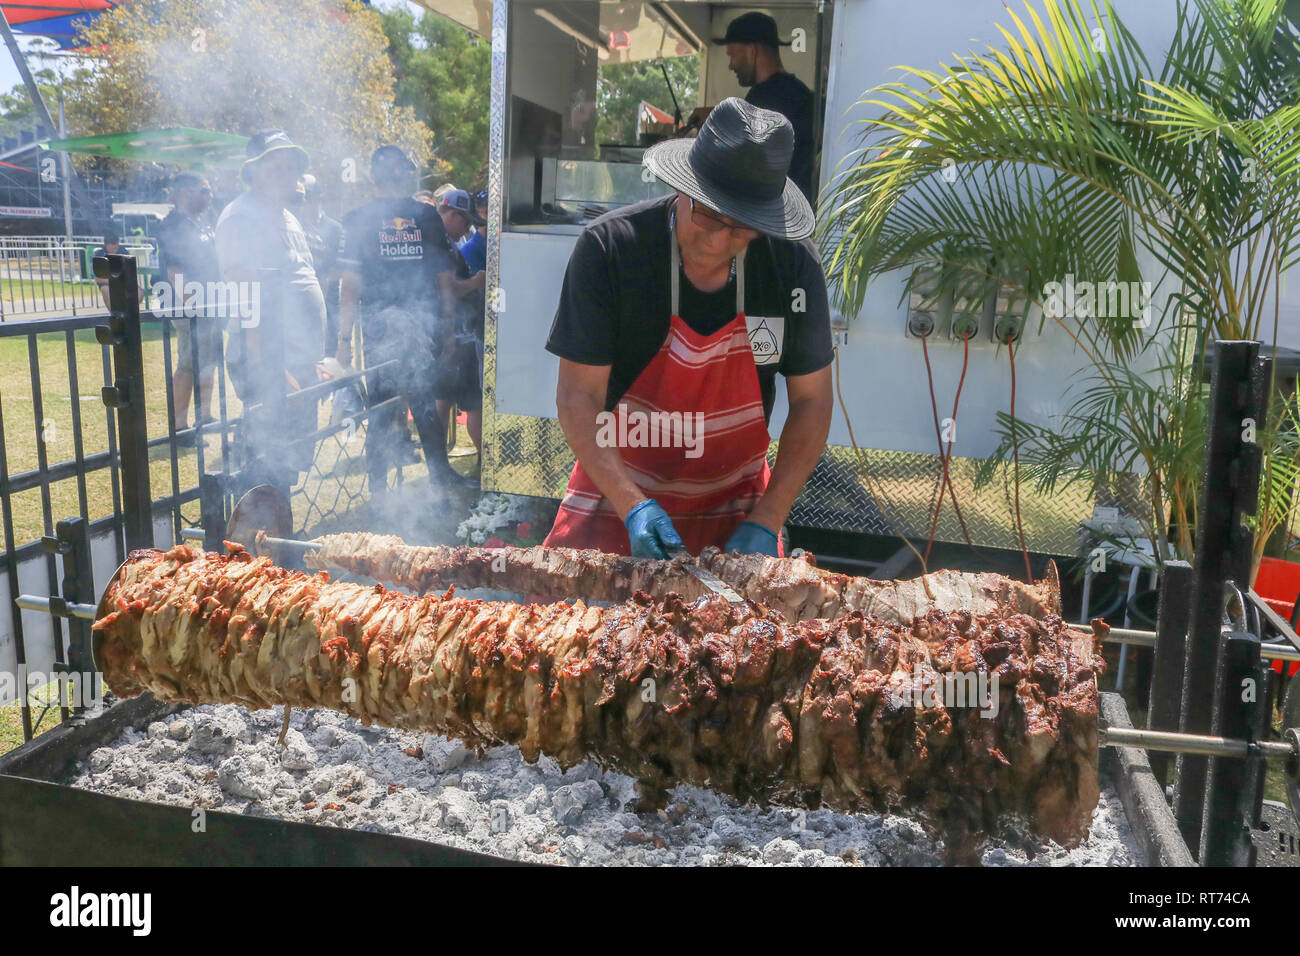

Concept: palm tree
[[819, 0, 1300, 568]]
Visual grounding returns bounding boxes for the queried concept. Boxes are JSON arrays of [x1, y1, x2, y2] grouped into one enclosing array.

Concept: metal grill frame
[[1, 257, 398, 750]]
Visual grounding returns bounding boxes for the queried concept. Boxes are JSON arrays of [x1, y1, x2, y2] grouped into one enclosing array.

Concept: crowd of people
[[149, 129, 487, 502]]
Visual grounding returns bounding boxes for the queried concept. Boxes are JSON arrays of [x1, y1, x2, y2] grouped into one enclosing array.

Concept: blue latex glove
[[624, 499, 685, 559], [726, 520, 779, 556]]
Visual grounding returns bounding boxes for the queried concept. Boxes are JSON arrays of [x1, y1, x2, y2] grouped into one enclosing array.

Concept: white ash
[[68, 704, 1143, 867], [455, 493, 533, 545]]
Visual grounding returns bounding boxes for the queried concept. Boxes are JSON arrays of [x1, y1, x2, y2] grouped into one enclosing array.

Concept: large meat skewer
[[300, 532, 1062, 624], [93, 544, 1104, 854]]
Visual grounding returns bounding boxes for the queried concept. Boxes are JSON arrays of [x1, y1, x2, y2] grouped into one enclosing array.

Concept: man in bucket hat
[[542, 98, 833, 559], [215, 128, 325, 486]]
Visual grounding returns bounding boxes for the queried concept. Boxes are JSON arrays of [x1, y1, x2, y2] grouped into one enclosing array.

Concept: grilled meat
[[303, 532, 1061, 624], [94, 544, 1104, 853]]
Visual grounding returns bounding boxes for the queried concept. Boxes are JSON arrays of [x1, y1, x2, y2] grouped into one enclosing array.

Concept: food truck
[[416, 0, 1189, 562]]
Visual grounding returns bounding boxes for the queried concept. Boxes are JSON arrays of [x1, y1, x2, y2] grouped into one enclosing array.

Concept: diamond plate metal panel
[[788, 444, 1094, 555], [480, 0, 508, 489], [482, 412, 1095, 555]]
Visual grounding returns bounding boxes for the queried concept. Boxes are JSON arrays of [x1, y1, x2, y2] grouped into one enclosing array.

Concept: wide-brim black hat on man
[[642, 97, 814, 241], [241, 129, 309, 183], [713, 11, 790, 48]]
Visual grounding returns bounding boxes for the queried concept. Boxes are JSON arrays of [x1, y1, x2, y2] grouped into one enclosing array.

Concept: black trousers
[[229, 357, 320, 486], [364, 340, 450, 492]]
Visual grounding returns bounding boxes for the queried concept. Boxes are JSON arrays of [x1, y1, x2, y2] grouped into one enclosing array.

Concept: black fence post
[[1147, 559, 1193, 786], [95, 253, 154, 551], [200, 472, 226, 552], [1199, 629, 1273, 866], [1174, 341, 1268, 857], [52, 516, 98, 718]]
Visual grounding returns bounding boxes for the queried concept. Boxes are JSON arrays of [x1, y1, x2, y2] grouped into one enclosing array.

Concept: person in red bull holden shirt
[[336, 145, 470, 501]]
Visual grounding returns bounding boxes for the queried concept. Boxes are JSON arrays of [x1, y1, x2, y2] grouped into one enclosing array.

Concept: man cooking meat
[[543, 97, 833, 559]]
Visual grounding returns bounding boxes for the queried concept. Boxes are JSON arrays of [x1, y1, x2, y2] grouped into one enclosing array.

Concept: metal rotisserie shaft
[[93, 544, 1104, 853]]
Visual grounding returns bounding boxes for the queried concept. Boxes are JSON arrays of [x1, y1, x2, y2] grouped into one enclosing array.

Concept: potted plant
[[819, 0, 1300, 580]]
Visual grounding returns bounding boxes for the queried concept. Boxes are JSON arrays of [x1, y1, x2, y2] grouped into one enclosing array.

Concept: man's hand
[[554, 359, 647, 520], [725, 520, 779, 556], [624, 499, 684, 559]]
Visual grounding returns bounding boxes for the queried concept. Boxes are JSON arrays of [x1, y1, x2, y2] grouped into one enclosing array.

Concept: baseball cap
[[713, 12, 790, 48], [439, 188, 485, 226], [370, 145, 417, 182]]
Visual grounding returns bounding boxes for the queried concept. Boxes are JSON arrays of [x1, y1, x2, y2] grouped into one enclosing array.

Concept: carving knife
[[669, 548, 747, 606]]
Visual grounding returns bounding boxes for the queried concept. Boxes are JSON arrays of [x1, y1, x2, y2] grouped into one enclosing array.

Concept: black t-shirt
[[545, 196, 833, 423], [339, 197, 455, 339], [746, 72, 815, 200], [158, 211, 219, 287]]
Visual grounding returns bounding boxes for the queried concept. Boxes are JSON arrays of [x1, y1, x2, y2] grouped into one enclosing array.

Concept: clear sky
[[0, 0, 426, 123]]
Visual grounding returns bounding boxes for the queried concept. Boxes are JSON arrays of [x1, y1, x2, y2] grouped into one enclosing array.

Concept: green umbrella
[[38, 126, 249, 170]]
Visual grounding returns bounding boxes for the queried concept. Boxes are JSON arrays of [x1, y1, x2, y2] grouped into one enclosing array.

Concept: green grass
[[2, 323, 482, 548], [0, 680, 67, 755], [0, 278, 99, 316], [0, 325, 221, 545]]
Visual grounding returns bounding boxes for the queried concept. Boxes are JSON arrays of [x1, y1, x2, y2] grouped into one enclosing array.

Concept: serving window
[[504, 1, 828, 230]]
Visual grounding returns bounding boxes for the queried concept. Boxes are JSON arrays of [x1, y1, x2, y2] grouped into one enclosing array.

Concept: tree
[[379, 6, 489, 190], [596, 56, 698, 147], [62, 0, 432, 191], [0, 69, 61, 130]]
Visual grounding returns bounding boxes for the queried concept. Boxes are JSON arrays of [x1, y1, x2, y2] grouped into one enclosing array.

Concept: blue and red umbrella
[[1, 2, 118, 51]]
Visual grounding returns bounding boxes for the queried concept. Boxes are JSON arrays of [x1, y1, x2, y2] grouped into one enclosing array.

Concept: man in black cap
[[543, 98, 833, 559], [216, 128, 326, 482], [336, 145, 469, 501], [715, 11, 816, 200]]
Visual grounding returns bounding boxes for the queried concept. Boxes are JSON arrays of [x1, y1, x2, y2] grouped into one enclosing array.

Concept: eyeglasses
[[687, 197, 758, 238]]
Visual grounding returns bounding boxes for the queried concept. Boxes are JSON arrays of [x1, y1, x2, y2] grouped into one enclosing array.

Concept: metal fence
[[1, 254, 388, 750], [0, 236, 158, 321]]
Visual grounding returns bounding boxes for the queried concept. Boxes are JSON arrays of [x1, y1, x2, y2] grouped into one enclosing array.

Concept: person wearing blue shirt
[[459, 190, 488, 274]]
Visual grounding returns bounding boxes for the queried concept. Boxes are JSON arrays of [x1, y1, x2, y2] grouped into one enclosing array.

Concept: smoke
[[67, 0, 450, 504], [73, 0, 432, 210]]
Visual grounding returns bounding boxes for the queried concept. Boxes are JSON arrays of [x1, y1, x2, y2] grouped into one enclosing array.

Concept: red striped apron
[[544, 224, 776, 556]]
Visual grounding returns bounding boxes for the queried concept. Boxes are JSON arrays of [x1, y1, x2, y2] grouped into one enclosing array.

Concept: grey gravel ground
[[68, 703, 1143, 866]]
